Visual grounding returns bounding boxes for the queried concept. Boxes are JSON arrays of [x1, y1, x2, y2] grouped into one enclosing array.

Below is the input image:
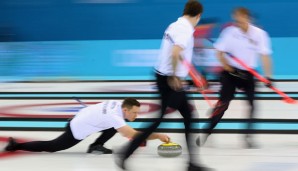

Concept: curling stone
[[157, 142, 182, 157]]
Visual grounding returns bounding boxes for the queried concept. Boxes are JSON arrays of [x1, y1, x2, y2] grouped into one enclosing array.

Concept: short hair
[[233, 7, 251, 17], [122, 98, 140, 109], [183, 0, 203, 17]]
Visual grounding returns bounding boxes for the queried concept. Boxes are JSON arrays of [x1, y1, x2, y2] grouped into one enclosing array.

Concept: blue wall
[[0, 0, 298, 41], [0, 37, 297, 81], [0, 0, 297, 80]]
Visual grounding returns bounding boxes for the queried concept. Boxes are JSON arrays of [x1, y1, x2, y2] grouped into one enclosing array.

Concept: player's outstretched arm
[[117, 125, 170, 142]]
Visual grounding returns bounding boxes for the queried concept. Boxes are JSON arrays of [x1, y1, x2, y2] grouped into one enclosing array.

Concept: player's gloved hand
[[187, 80, 194, 86], [197, 80, 209, 92], [264, 77, 274, 88]]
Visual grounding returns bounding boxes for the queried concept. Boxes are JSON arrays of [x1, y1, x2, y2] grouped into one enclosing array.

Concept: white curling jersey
[[70, 100, 126, 140], [214, 24, 272, 70], [155, 17, 195, 77]]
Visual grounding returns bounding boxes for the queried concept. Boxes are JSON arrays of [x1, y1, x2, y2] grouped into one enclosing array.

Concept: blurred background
[[1, 1, 298, 170], [0, 0, 297, 81]]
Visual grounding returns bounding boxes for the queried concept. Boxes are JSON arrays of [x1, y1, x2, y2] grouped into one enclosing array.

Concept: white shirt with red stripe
[[155, 17, 195, 77], [214, 24, 272, 70], [70, 100, 126, 140]]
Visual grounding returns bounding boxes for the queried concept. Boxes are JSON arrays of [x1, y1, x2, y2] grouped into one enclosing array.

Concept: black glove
[[264, 77, 274, 88], [187, 80, 194, 86]]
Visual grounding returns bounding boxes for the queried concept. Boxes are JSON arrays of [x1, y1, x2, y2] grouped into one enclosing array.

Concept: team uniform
[[155, 17, 194, 77], [203, 24, 272, 146], [122, 17, 202, 169], [5, 100, 126, 153]]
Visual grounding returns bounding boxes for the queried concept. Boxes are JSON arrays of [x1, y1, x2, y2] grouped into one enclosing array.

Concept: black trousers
[[90, 128, 117, 147], [123, 72, 197, 163], [205, 69, 255, 135], [14, 123, 117, 152]]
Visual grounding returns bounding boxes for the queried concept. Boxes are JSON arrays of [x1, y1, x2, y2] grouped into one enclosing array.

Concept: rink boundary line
[[1, 127, 298, 134], [0, 96, 296, 100], [1, 118, 298, 123], [1, 120, 298, 134]]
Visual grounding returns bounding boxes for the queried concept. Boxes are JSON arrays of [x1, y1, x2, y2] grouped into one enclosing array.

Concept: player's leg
[[169, 91, 193, 155], [116, 73, 169, 169], [173, 92, 210, 170], [5, 123, 81, 152], [242, 73, 257, 148], [205, 71, 236, 133], [87, 128, 117, 154], [196, 71, 236, 146]]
